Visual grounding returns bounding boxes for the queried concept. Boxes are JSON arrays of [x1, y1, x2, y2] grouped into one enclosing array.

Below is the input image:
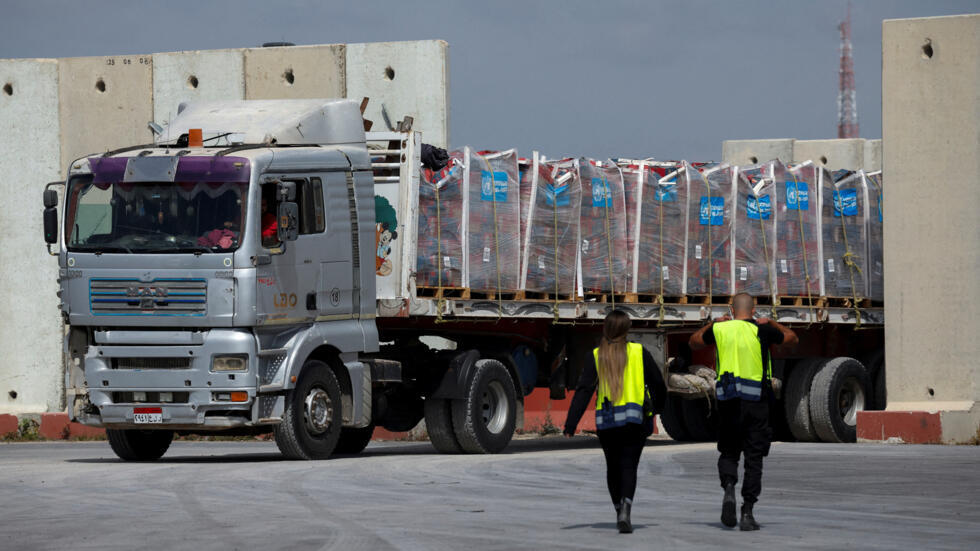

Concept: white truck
[[43, 99, 883, 460]]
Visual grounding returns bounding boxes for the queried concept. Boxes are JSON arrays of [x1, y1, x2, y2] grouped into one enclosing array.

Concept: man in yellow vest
[[689, 293, 798, 531]]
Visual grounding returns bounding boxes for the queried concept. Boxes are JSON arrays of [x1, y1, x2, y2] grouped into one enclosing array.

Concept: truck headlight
[[211, 355, 248, 372]]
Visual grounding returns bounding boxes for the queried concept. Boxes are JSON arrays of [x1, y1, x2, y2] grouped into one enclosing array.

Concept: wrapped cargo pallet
[[417, 151, 466, 288], [819, 170, 870, 299], [521, 154, 581, 297], [684, 162, 734, 297], [518, 157, 533, 278], [466, 148, 522, 292], [578, 159, 628, 295], [632, 161, 686, 298], [865, 170, 884, 302], [733, 161, 780, 299], [780, 161, 823, 299], [621, 163, 642, 294]]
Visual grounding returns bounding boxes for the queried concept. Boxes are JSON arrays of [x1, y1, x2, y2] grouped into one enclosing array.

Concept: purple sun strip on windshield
[[88, 156, 250, 184]]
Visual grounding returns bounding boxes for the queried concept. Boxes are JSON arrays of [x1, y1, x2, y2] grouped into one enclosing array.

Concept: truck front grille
[[90, 278, 207, 316], [112, 357, 192, 370], [111, 391, 190, 404]]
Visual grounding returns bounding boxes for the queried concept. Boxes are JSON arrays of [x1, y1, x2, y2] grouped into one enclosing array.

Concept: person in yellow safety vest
[[689, 292, 798, 531], [564, 310, 666, 533]]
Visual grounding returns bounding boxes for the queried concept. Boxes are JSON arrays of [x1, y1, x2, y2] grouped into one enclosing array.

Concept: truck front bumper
[[77, 329, 281, 430]]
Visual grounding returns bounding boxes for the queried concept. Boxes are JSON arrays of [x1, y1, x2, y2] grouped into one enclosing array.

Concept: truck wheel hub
[[304, 388, 333, 434], [481, 381, 507, 434]]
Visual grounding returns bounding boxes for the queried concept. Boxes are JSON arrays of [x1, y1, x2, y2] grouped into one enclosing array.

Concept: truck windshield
[[65, 177, 248, 254]]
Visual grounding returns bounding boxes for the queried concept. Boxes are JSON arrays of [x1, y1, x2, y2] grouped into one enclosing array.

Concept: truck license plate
[[133, 407, 163, 424]]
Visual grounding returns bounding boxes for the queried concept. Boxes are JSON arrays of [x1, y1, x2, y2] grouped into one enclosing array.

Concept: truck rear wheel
[[424, 398, 463, 454], [681, 397, 718, 442], [660, 395, 691, 441], [106, 429, 174, 461], [275, 359, 344, 460], [334, 424, 375, 455], [809, 357, 870, 443], [783, 357, 824, 442], [451, 359, 517, 454]]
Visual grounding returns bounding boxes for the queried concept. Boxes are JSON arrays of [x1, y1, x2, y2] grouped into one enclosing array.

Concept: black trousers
[[717, 397, 772, 504], [597, 422, 649, 505]]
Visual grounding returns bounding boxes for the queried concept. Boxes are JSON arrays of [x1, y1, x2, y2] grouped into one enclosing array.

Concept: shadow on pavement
[[562, 522, 652, 530]]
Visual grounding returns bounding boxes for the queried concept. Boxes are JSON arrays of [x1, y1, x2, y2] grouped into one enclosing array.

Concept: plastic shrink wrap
[[684, 163, 733, 296], [578, 159, 628, 294], [417, 150, 465, 287], [733, 161, 780, 298], [466, 148, 522, 291], [522, 155, 582, 296], [779, 162, 823, 298], [621, 163, 642, 293], [518, 157, 533, 277], [864, 171, 884, 302], [820, 170, 869, 299], [632, 161, 686, 297]]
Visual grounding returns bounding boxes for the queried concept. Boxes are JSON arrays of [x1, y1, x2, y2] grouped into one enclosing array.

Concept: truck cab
[[49, 99, 382, 459]]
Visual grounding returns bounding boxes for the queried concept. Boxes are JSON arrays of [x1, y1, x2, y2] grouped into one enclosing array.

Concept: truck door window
[[300, 177, 325, 234], [260, 183, 281, 248]]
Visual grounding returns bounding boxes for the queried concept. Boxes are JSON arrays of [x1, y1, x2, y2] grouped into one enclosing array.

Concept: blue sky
[[1, 0, 975, 160]]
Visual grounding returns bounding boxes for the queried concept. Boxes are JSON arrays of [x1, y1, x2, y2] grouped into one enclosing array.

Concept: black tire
[[334, 424, 375, 455], [424, 398, 464, 454], [783, 357, 824, 442], [274, 359, 344, 460], [660, 395, 691, 441], [681, 397, 718, 442], [862, 349, 886, 411], [106, 429, 174, 461], [809, 357, 870, 443], [451, 359, 517, 454]]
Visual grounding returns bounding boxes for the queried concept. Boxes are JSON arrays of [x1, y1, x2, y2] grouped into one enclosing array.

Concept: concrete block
[[152, 49, 245, 137], [857, 410, 943, 444], [0, 58, 63, 415], [39, 412, 105, 439], [721, 139, 794, 166], [244, 44, 345, 100], [347, 40, 449, 148], [0, 413, 17, 435], [792, 138, 866, 171], [864, 139, 882, 172], [874, 14, 980, 443], [59, 54, 154, 171]]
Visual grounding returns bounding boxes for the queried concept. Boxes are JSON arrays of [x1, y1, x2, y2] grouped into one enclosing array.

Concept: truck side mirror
[[43, 208, 58, 244], [277, 202, 299, 242], [277, 181, 296, 201], [43, 188, 59, 208]]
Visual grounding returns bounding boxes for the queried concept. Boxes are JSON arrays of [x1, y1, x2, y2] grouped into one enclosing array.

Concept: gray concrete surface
[[1, 437, 977, 550]]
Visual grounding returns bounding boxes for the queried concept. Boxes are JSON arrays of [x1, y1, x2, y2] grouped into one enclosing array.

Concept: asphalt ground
[[1, 437, 977, 550]]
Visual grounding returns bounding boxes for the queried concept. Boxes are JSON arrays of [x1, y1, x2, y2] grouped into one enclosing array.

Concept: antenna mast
[[837, 2, 859, 138]]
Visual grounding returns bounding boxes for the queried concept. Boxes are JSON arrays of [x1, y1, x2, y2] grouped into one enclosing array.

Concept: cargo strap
[[434, 180, 447, 323], [791, 174, 817, 326], [837, 200, 864, 328], [478, 155, 504, 319], [602, 168, 616, 308]]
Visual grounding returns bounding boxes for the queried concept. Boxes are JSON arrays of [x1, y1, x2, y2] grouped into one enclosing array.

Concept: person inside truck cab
[[261, 196, 278, 247]]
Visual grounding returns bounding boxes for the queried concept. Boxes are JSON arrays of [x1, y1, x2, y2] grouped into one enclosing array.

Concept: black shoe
[[739, 503, 760, 531], [617, 498, 633, 533], [721, 482, 737, 528]]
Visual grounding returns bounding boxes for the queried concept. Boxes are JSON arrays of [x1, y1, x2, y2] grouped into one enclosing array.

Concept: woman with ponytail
[[564, 310, 666, 533]]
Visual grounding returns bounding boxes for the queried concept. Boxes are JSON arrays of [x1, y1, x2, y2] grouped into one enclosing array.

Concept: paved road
[[1, 437, 977, 550]]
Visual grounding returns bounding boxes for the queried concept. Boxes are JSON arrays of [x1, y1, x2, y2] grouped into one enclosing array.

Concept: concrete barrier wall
[[58, 55, 154, 173], [0, 41, 449, 417], [792, 138, 866, 171], [864, 139, 882, 172], [0, 59, 63, 414], [152, 49, 245, 137], [244, 44, 345, 100], [721, 138, 795, 166], [859, 14, 980, 444], [347, 40, 449, 148]]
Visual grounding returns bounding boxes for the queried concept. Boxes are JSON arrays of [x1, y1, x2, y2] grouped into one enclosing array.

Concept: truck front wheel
[[106, 429, 174, 461], [451, 359, 517, 454], [275, 359, 344, 460]]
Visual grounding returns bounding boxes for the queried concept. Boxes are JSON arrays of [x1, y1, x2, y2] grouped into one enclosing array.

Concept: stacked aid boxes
[[780, 162, 823, 298], [521, 155, 581, 296], [733, 161, 780, 298], [684, 163, 734, 296], [819, 170, 870, 299], [578, 159, 629, 295], [416, 151, 466, 287]]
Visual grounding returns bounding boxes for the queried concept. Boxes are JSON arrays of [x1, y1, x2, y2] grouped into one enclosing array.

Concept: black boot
[[617, 497, 633, 533], [739, 502, 760, 531], [721, 482, 737, 528]]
